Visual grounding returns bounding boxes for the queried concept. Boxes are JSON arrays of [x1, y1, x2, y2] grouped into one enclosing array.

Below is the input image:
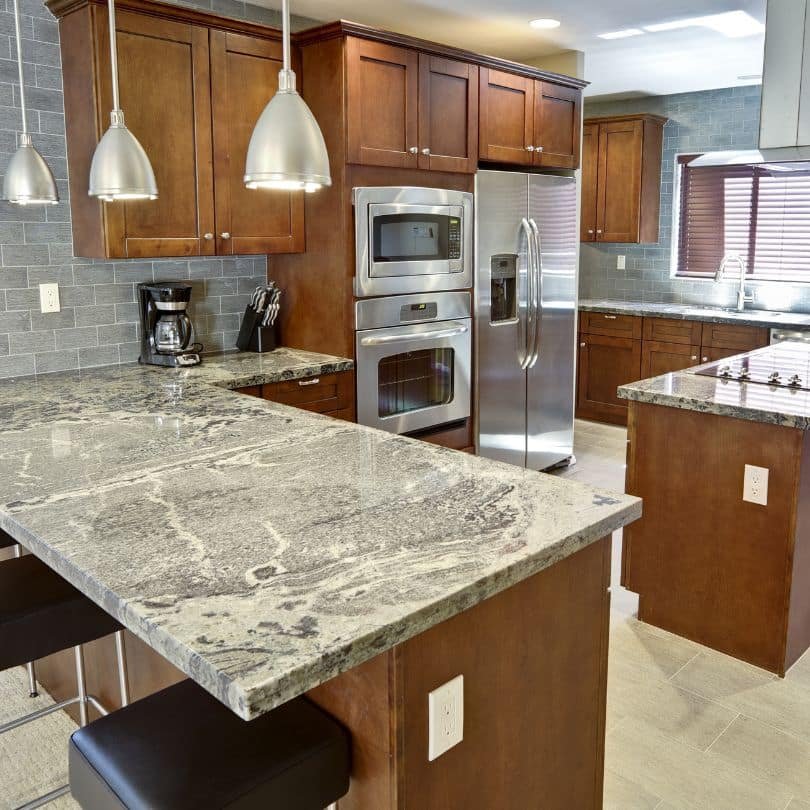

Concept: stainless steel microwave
[[353, 187, 473, 297]]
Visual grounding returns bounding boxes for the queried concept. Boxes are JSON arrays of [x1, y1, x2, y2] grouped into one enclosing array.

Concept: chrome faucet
[[714, 253, 754, 312]]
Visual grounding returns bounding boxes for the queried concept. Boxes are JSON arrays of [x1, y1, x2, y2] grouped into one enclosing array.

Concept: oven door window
[[377, 348, 455, 418]]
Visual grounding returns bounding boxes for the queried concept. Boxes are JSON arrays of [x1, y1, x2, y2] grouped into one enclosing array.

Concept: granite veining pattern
[[0, 358, 639, 720], [580, 299, 810, 331]]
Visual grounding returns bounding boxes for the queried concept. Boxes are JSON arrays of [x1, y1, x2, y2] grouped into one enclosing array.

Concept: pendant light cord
[[11, 0, 27, 135], [108, 0, 120, 111], [281, 0, 290, 73]]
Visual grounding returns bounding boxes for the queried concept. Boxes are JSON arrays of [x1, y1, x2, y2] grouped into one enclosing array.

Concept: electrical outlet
[[617, 255, 626, 270], [743, 464, 769, 506], [428, 675, 463, 761], [39, 283, 60, 314]]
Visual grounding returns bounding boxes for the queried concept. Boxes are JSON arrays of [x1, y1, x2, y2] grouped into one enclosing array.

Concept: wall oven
[[355, 292, 472, 435], [353, 187, 473, 297]]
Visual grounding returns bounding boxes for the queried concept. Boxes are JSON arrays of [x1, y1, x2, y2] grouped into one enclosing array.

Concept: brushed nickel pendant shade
[[88, 0, 157, 201], [2, 0, 58, 206], [243, 0, 331, 193]]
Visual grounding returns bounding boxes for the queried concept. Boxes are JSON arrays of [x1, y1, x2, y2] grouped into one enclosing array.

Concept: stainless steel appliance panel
[[475, 170, 531, 467], [526, 173, 577, 470]]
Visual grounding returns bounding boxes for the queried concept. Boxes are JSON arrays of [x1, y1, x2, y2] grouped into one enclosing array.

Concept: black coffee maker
[[138, 282, 202, 368]]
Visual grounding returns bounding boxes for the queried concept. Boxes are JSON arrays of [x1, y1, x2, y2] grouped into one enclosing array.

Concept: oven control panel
[[400, 302, 438, 323]]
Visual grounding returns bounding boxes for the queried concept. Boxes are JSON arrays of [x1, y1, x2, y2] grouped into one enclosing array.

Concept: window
[[675, 155, 810, 282]]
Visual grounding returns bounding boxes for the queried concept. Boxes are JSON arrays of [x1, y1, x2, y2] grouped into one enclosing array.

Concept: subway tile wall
[[580, 85, 810, 314], [0, 0, 317, 379]]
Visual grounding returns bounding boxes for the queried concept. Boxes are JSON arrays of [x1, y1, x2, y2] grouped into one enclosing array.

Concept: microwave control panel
[[449, 218, 462, 260]]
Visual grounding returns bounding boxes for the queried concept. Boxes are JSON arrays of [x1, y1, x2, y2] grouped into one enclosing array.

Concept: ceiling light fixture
[[598, 28, 645, 40], [88, 0, 157, 202], [2, 0, 58, 206], [529, 18, 561, 30], [644, 10, 764, 38], [244, 0, 331, 193]]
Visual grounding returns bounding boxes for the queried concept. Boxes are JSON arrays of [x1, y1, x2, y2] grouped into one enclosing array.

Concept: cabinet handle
[[604, 315, 617, 320], [535, 145, 544, 152], [220, 232, 231, 240], [526, 145, 535, 152], [421, 147, 431, 156], [298, 378, 321, 386], [409, 146, 418, 154], [203, 233, 214, 240]]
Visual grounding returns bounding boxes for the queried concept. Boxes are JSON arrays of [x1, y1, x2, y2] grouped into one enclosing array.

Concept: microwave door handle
[[528, 218, 542, 368], [359, 325, 469, 347], [519, 218, 535, 371]]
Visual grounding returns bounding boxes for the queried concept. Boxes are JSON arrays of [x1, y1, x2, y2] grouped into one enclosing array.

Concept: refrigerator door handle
[[519, 217, 536, 371], [528, 218, 543, 368]]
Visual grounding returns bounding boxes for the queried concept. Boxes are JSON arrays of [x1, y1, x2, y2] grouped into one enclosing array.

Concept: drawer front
[[642, 317, 702, 346], [261, 371, 355, 414], [580, 311, 642, 339], [700, 323, 769, 351]]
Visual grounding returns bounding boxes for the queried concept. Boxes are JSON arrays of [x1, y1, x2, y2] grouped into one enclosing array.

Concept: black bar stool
[[69, 679, 351, 809], [0, 553, 130, 809]]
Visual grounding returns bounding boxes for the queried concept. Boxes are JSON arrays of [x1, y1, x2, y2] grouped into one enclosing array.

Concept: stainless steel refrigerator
[[475, 170, 578, 471]]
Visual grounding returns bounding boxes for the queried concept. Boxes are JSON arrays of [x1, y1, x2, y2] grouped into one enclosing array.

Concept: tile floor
[[2, 419, 810, 808]]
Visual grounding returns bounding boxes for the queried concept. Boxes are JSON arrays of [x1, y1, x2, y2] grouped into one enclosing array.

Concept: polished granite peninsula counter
[[617, 342, 810, 678], [0, 350, 639, 808]]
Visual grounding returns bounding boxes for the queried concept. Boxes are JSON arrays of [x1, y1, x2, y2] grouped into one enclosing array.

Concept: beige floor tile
[[610, 616, 701, 679], [787, 799, 810, 809], [604, 766, 662, 810], [673, 652, 810, 745], [708, 714, 810, 802], [786, 648, 810, 694], [608, 654, 738, 751], [607, 716, 793, 810]]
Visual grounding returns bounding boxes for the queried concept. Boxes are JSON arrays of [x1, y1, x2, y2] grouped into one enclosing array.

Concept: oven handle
[[359, 325, 469, 346]]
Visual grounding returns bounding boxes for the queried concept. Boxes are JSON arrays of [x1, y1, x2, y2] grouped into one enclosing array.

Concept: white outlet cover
[[39, 283, 60, 314], [617, 255, 626, 270], [428, 674, 464, 761], [743, 464, 769, 506]]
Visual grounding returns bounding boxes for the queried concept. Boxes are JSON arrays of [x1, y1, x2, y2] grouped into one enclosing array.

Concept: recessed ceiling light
[[529, 18, 561, 30], [598, 28, 644, 40], [644, 10, 764, 38]]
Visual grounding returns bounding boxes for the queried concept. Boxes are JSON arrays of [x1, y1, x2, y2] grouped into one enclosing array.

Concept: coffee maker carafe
[[138, 282, 202, 367]]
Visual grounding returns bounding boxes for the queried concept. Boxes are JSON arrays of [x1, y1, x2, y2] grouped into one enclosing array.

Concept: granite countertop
[[579, 299, 810, 330], [0, 352, 640, 720], [618, 342, 810, 429]]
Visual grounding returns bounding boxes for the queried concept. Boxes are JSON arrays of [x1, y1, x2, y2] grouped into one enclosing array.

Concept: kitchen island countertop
[[0, 351, 639, 720]]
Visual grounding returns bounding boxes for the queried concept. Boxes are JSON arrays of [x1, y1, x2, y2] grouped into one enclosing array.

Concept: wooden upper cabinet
[[478, 68, 534, 165], [418, 55, 478, 173], [583, 114, 666, 244], [346, 37, 419, 169], [533, 81, 581, 169], [210, 31, 304, 255], [54, 0, 304, 259], [581, 123, 599, 241]]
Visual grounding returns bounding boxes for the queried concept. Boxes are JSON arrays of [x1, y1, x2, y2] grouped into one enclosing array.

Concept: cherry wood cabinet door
[[478, 68, 534, 165], [210, 31, 304, 255], [533, 81, 581, 169], [94, 10, 215, 258], [640, 340, 701, 378], [581, 123, 599, 242], [595, 119, 643, 243], [346, 37, 419, 168], [577, 334, 642, 425], [417, 55, 478, 173]]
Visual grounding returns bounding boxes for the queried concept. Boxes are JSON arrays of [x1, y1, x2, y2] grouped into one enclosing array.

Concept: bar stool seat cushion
[[69, 679, 351, 810], [0, 555, 122, 670]]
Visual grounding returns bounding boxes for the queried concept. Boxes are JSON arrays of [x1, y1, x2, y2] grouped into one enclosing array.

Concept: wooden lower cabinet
[[640, 340, 700, 378], [577, 334, 641, 426]]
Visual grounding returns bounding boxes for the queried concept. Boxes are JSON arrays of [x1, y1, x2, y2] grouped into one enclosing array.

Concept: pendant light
[[2, 0, 58, 206], [88, 0, 157, 201], [244, 0, 331, 193]]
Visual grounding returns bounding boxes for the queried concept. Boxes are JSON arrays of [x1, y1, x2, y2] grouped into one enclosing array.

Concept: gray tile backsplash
[[580, 85, 810, 315], [0, 0, 319, 380]]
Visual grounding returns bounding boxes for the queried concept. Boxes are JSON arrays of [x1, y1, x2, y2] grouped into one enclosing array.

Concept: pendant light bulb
[[88, 0, 157, 202], [244, 0, 331, 192], [2, 0, 58, 206]]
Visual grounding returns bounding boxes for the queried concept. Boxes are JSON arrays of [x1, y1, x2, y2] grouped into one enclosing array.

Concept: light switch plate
[[743, 464, 769, 506], [428, 675, 463, 761], [39, 283, 60, 313], [617, 255, 626, 270]]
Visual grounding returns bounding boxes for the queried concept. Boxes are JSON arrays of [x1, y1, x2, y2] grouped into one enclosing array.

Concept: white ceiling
[[282, 0, 767, 98]]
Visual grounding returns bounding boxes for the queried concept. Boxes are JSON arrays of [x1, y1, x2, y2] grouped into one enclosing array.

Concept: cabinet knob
[[587, 229, 594, 235], [596, 229, 603, 235], [203, 233, 214, 240], [702, 357, 709, 363], [580, 342, 586, 347], [526, 145, 535, 152], [535, 145, 544, 153], [691, 355, 698, 361], [421, 147, 431, 156], [220, 232, 231, 240], [409, 146, 418, 154]]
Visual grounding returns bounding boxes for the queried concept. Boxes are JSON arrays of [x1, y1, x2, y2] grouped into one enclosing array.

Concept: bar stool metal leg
[[115, 630, 130, 707], [74, 645, 89, 728], [12, 544, 39, 699]]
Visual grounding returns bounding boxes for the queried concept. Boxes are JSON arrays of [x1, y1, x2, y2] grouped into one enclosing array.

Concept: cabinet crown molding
[[584, 113, 669, 126]]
